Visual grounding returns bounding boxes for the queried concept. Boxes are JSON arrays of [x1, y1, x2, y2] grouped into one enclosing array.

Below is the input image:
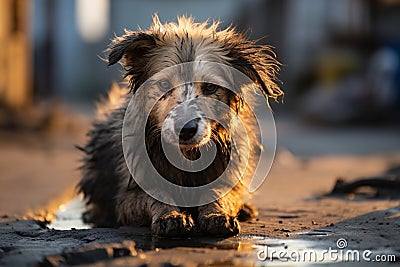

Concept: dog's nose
[[177, 119, 198, 141]]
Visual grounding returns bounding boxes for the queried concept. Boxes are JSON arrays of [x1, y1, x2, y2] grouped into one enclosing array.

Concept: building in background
[[0, 0, 32, 109], [1, 0, 399, 121]]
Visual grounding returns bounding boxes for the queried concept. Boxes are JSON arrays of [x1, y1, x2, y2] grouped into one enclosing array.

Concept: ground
[[0, 114, 399, 266]]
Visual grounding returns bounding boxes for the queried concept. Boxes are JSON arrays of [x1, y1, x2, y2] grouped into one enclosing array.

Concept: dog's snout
[[177, 119, 198, 141]]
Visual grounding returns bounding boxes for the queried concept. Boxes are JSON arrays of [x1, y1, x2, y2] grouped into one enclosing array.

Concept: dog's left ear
[[226, 42, 283, 101]]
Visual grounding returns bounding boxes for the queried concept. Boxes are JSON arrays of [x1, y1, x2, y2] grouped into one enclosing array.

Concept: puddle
[[298, 229, 333, 237], [48, 196, 90, 230], [49, 197, 348, 266]]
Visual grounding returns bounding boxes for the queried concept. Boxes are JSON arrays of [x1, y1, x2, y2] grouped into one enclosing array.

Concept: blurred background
[[0, 0, 400, 217]]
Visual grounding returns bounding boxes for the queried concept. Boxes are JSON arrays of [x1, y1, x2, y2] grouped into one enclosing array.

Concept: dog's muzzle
[[162, 99, 210, 147], [175, 118, 199, 142]]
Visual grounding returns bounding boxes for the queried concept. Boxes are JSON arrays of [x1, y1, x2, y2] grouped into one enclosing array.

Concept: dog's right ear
[[107, 31, 157, 90], [107, 31, 156, 67]]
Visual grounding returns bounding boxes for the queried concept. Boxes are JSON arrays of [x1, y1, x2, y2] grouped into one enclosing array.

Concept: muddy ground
[[0, 115, 399, 266]]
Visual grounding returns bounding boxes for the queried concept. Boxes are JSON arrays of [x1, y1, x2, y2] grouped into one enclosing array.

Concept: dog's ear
[[107, 31, 156, 66], [226, 41, 283, 101], [107, 31, 157, 90]]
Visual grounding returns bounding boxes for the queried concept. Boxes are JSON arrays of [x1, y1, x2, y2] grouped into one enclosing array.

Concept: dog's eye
[[203, 83, 219, 95], [158, 80, 172, 91]]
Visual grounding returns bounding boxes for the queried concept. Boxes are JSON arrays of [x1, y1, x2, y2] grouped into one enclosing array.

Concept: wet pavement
[[1, 204, 399, 266]]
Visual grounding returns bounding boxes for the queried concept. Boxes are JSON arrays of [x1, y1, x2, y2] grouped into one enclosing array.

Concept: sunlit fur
[[78, 15, 282, 237]]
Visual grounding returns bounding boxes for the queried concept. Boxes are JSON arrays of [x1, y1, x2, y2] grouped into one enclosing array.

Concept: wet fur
[[78, 15, 282, 237]]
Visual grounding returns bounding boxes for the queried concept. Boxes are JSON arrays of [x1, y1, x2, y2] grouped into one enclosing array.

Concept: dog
[[78, 15, 282, 237]]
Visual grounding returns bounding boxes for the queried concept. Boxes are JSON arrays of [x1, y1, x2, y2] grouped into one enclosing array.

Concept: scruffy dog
[[78, 15, 282, 237]]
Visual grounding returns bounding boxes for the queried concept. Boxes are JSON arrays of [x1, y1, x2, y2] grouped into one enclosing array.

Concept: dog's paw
[[199, 214, 240, 236], [152, 212, 194, 237]]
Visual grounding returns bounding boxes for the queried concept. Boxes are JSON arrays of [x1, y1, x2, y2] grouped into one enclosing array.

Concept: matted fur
[[78, 15, 282, 237]]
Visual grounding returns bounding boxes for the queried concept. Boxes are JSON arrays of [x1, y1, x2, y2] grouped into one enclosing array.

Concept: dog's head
[[107, 15, 282, 149]]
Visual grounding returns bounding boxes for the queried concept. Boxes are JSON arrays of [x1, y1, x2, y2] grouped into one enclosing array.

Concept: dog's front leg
[[116, 187, 194, 237], [197, 191, 243, 236]]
